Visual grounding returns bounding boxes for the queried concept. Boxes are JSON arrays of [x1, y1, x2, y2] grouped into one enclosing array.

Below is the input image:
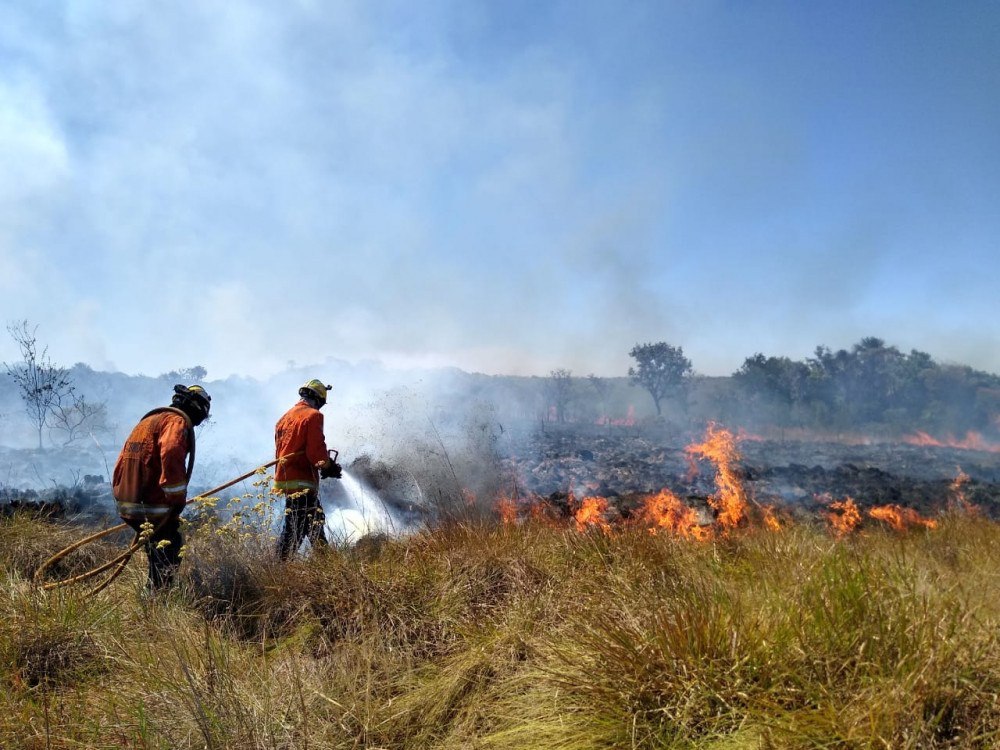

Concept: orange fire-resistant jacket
[[274, 400, 329, 493], [113, 407, 195, 521]]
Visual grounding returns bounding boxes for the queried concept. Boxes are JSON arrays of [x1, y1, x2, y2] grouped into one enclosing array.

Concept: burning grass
[[6, 424, 992, 747], [503, 424, 949, 542]]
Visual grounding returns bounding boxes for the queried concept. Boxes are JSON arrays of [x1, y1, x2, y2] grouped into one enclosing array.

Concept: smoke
[[0, 359, 516, 531]]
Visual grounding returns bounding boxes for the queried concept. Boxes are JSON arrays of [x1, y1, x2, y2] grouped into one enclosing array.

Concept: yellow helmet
[[299, 379, 332, 406]]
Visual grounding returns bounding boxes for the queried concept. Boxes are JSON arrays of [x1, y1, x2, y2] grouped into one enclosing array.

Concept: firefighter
[[112, 384, 211, 592], [274, 379, 342, 560]]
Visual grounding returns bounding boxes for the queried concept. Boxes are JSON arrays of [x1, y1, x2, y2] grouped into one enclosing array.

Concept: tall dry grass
[[2, 507, 999, 749]]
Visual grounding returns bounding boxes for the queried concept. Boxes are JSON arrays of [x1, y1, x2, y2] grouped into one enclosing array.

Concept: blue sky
[[0, 0, 997, 379]]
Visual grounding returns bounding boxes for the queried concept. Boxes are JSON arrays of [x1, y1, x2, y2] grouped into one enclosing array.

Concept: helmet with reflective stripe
[[298, 379, 331, 406], [172, 384, 212, 424]]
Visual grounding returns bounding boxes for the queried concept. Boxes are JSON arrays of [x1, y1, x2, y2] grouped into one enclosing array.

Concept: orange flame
[[685, 423, 749, 530], [867, 504, 938, 531], [738, 428, 879, 445], [739, 427, 1000, 453], [948, 467, 979, 515], [761, 504, 782, 532], [495, 495, 518, 525], [825, 496, 862, 537], [902, 431, 1000, 453], [526, 498, 559, 526], [574, 495, 611, 533], [637, 488, 711, 540], [596, 405, 637, 427]]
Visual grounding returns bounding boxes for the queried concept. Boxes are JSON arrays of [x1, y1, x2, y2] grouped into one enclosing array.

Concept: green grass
[[2, 510, 1000, 749]]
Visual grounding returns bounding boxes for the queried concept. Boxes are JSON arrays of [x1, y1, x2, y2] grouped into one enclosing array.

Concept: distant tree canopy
[[628, 342, 692, 416], [732, 353, 811, 427], [731, 337, 1000, 435], [587, 374, 612, 418], [546, 369, 574, 423], [160, 366, 208, 382]]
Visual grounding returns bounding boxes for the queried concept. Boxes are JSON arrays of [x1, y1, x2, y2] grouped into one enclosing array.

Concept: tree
[[806, 338, 921, 428], [733, 353, 811, 427], [160, 365, 208, 381], [3, 321, 74, 449], [588, 373, 612, 420], [547, 369, 574, 423], [49, 392, 111, 447], [628, 342, 692, 416]]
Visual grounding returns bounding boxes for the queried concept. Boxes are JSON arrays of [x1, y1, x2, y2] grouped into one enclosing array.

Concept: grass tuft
[[2, 510, 999, 747]]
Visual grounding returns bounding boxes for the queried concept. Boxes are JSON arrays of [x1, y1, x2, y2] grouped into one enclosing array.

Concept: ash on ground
[[502, 425, 1000, 519]]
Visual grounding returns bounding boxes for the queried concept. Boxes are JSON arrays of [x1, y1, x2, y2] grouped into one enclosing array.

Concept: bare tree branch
[[49, 391, 111, 447], [3, 320, 74, 449]]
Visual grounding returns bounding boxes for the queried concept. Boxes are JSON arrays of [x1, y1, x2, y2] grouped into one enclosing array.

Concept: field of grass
[[3, 505, 1000, 749]]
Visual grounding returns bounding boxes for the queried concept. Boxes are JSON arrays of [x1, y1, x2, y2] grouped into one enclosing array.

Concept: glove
[[320, 460, 342, 479]]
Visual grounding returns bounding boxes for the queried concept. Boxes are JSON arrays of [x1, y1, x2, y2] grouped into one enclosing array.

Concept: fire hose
[[34, 452, 308, 596]]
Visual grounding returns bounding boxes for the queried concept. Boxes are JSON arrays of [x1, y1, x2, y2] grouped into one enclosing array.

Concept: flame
[[867, 504, 938, 531], [950, 466, 970, 498], [738, 427, 879, 445], [902, 431, 1000, 453], [596, 405, 636, 427], [685, 423, 749, 530], [948, 467, 980, 515], [574, 495, 611, 533], [528, 497, 561, 526], [738, 427, 1000, 453], [485, 420, 967, 539], [824, 496, 862, 537], [637, 488, 711, 540], [761, 504, 782, 532], [495, 494, 518, 525]]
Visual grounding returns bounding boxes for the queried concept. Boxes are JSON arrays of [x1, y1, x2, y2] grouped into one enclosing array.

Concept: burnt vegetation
[[4, 329, 1000, 746]]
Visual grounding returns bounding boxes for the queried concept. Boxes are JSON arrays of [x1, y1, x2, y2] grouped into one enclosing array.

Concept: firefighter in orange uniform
[[274, 379, 342, 560], [113, 384, 211, 591]]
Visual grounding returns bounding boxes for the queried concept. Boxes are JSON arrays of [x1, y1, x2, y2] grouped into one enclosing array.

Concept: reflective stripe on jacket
[[113, 407, 194, 520], [274, 400, 328, 493]]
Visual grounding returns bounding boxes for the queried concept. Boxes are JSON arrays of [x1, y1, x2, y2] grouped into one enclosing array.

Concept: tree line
[[550, 337, 1000, 437], [6, 319, 998, 447], [727, 337, 1000, 435]]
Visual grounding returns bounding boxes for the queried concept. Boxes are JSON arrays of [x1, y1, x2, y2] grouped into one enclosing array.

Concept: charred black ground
[[4, 424, 1000, 525], [501, 425, 1000, 521]]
